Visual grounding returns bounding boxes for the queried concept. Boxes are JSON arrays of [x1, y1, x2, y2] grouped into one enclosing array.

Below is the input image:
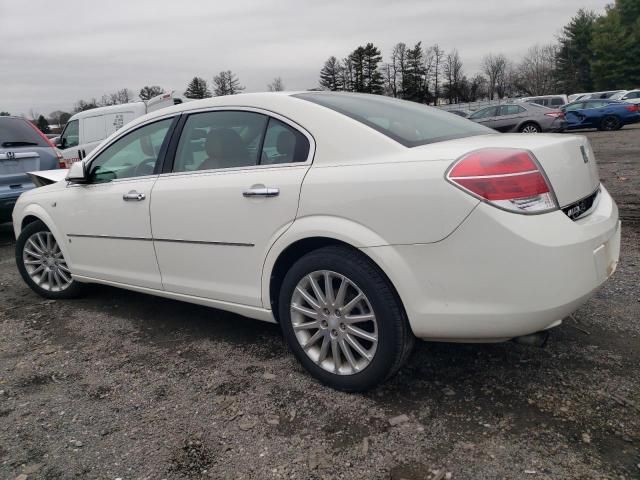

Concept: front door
[[54, 117, 175, 289], [150, 109, 313, 307]]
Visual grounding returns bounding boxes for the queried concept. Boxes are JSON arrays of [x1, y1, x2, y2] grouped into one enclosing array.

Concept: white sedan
[[12, 92, 621, 391]]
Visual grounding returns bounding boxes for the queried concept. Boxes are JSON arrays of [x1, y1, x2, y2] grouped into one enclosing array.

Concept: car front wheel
[[16, 220, 85, 299], [278, 245, 414, 392]]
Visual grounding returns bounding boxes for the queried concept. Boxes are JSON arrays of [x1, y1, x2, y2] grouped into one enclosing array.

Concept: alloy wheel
[[521, 124, 539, 133], [290, 270, 378, 375], [23, 232, 72, 292]]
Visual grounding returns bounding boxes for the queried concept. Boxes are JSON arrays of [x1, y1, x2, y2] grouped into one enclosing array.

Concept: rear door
[[150, 108, 313, 307]]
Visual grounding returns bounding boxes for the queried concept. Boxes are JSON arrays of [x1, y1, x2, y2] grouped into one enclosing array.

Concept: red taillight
[[625, 104, 639, 112], [545, 111, 565, 119], [447, 149, 557, 214]]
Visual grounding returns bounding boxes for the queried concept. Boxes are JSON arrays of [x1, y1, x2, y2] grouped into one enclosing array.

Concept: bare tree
[[444, 49, 464, 103], [482, 53, 507, 100], [431, 44, 445, 105], [388, 42, 407, 97], [213, 71, 245, 96], [267, 77, 285, 92], [139, 85, 165, 100], [516, 44, 558, 95]]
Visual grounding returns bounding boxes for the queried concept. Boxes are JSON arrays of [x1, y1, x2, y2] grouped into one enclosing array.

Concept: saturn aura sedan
[[13, 92, 620, 391]]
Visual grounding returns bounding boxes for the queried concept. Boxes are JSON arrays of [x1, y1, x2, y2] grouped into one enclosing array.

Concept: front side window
[[173, 111, 268, 172], [88, 118, 173, 183], [295, 93, 492, 147], [60, 120, 79, 149], [551, 98, 565, 106], [469, 107, 498, 120]]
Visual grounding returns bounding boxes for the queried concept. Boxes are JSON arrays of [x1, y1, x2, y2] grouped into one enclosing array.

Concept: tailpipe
[[512, 330, 549, 348]]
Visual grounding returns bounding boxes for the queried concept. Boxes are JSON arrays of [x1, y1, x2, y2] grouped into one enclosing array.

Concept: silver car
[[468, 103, 567, 133]]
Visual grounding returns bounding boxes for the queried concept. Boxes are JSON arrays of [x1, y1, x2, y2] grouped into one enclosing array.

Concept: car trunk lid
[[409, 133, 600, 208]]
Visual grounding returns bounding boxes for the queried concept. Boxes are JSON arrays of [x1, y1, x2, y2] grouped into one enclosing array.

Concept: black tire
[[278, 245, 414, 392], [519, 122, 541, 133], [599, 115, 621, 131], [16, 220, 85, 299]]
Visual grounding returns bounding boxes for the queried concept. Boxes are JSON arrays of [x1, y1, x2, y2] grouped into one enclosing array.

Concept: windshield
[[294, 92, 492, 147]]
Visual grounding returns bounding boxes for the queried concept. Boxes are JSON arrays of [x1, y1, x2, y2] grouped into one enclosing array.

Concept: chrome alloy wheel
[[290, 270, 378, 375], [22, 232, 72, 292]]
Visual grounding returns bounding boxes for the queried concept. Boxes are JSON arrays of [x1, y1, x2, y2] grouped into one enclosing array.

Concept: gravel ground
[[0, 126, 639, 480]]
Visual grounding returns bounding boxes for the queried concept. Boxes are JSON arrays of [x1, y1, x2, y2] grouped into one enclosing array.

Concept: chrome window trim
[[163, 105, 316, 177]]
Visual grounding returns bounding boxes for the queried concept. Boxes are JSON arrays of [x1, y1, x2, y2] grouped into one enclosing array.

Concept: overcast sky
[[0, 0, 610, 117]]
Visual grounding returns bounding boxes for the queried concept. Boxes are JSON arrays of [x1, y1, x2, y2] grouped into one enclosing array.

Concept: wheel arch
[[14, 205, 72, 265], [518, 120, 541, 132], [263, 218, 408, 325]]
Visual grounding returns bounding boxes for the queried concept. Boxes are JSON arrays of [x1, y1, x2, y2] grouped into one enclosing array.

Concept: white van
[[55, 92, 177, 167], [519, 94, 569, 108]]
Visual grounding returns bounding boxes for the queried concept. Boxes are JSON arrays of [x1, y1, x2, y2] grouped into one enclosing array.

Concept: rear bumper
[[362, 185, 620, 342]]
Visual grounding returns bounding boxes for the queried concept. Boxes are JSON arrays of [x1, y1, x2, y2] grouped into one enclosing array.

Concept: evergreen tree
[[556, 9, 597, 93], [36, 115, 50, 134], [184, 77, 212, 99], [0, 111, 10, 116], [403, 42, 426, 102], [591, 1, 640, 89], [319, 56, 344, 91], [139, 85, 165, 100], [213, 71, 245, 96], [348, 43, 383, 94]]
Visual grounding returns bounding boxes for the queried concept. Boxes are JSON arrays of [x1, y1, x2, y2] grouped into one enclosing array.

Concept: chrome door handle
[[243, 187, 280, 197], [123, 190, 146, 201]]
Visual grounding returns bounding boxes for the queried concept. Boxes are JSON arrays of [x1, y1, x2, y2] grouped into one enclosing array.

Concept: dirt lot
[[1, 126, 639, 480]]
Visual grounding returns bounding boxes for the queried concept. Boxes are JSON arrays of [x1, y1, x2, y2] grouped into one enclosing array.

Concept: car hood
[[27, 169, 69, 187]]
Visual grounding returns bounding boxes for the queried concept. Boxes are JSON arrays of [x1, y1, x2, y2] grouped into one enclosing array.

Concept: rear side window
[[499, 105, 525, 115], [261, 118, 310, 165], [469, 107, 498, 119], [295, 93, 491, 147], [551, 97, 565, 106], [0, 117, 48, 147]]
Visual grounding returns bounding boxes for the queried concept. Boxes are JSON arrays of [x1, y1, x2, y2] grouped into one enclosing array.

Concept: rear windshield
[[294, 92, 492, 147], [0, 117, 48, 148]]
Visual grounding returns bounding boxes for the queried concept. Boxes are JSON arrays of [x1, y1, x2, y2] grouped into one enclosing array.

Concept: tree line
[[4, 0, 636, 129], [319, 0, 638, 104]]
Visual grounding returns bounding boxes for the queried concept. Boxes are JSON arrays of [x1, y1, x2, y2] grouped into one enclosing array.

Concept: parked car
[[448, 110, 468, 118], [519, 95, 568, 108], [568, 93, 590, 102], [468, 102, 566, 133], [55, 92, 177, 168], [13, 92, 620, 391], [0, 116, 62, 223], [583, 90, 626, 100], [561, 99, 640, 131], [609, 89, 640, 104]]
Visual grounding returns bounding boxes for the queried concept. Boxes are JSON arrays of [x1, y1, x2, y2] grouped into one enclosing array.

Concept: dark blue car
[[0, 117, 61, 223], [562, 99, 640, 131]]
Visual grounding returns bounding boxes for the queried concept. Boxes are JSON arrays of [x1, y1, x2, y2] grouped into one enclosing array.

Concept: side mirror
[[51, 136, 61, 147], [66, 161, 88, 183]]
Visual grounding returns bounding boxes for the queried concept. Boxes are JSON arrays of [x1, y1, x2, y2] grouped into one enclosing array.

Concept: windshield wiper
[[2, 141, 39, 147]]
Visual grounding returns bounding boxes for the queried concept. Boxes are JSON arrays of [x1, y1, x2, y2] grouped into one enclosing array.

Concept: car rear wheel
[[600, 115, 621, 131], [278, 245, 414, 392], [519, 122, 540, 133], [16, 220, 85, 299]]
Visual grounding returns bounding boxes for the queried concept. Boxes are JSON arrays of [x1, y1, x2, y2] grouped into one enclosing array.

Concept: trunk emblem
[[580, 145, 589, 163], [6, 151, 15, 160]]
